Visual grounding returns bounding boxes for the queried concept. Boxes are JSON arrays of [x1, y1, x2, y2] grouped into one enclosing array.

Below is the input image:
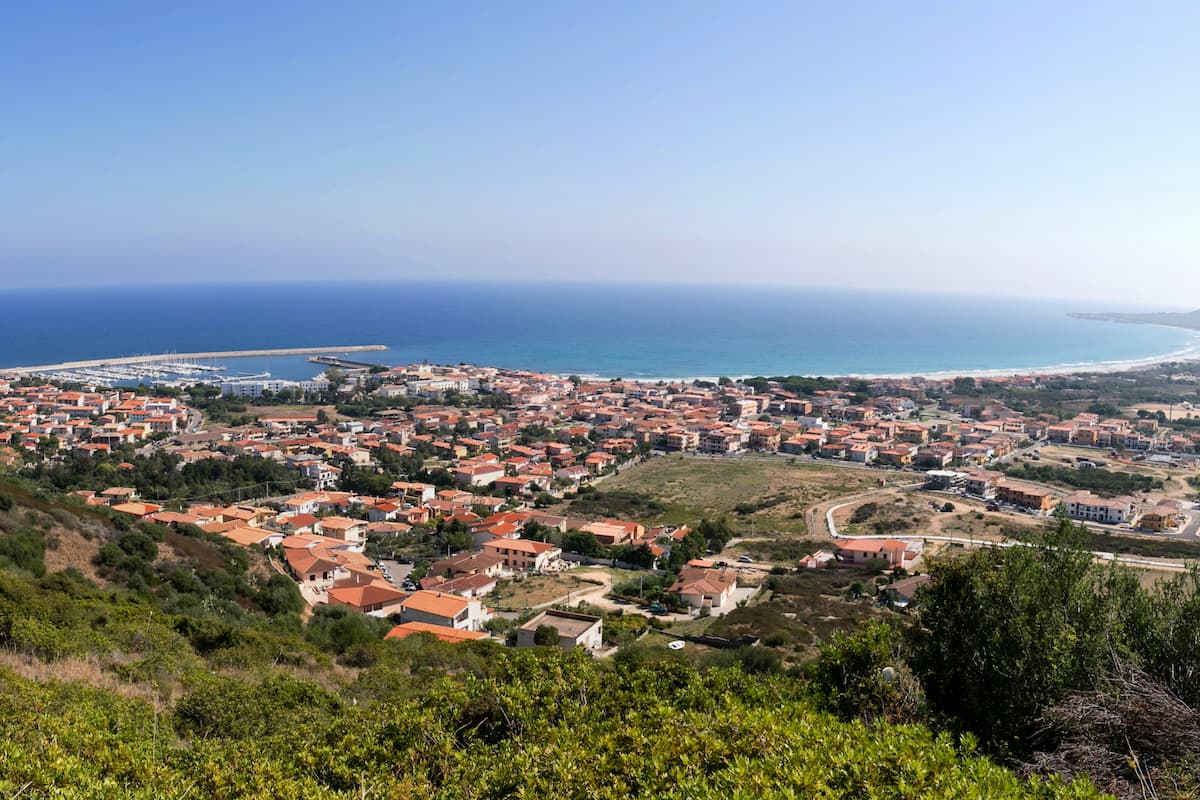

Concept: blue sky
[[2, 1, 1197, 303]]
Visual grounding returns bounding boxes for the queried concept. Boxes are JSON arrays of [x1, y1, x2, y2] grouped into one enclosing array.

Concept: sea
[[1, 281, 1197, 382]]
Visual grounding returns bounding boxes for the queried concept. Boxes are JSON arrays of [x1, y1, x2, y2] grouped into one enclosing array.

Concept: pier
[[4, 345, 389, 374], [308, 355, 389, 370]]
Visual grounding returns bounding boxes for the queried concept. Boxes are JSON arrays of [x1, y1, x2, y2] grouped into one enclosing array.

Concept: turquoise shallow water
[[0, 282, 1196, 380]]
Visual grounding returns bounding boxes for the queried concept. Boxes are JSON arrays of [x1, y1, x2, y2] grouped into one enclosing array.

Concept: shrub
[[0, 527, 46, 577], [533, 625, 560, 646]]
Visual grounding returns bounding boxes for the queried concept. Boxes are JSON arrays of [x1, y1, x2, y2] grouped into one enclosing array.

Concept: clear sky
[[2, 1, 1197, 303]]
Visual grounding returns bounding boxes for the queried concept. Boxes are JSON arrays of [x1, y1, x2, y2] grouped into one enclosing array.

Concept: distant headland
[[1070, 309, 1200, 331]]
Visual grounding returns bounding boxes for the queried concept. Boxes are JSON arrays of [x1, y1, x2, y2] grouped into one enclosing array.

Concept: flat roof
[[518, 609, 601, 639]]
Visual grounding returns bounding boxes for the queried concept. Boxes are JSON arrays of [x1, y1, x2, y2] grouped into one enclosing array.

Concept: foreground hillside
[[0, 638, 1099, 800], [0, 483, 1105, 799]]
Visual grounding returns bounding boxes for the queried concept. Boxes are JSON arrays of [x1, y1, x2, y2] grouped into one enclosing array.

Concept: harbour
[[6, 345, 389, 387]]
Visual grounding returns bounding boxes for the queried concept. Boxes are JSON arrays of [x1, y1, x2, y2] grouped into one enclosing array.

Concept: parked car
[[736, 555, 754, 563]]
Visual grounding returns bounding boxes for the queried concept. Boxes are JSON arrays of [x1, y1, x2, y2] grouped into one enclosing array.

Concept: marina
[[10, 345, 390, 388]]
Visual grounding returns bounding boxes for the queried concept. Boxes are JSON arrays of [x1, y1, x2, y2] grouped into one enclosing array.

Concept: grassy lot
[[568, 456, 880, 535], [489, 573, 600, 611], [728, 537, 828, 563], [695, 567, 896, 664]]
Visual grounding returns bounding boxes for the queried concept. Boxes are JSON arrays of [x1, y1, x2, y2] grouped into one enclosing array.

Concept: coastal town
[[1, 358, 1199, 652]]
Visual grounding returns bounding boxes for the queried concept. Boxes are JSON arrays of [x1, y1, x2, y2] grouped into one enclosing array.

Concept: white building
[[516, 609, 603, 650], [1062, 491, 1136, 525]]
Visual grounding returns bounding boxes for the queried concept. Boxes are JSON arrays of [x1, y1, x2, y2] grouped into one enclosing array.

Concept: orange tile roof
[[400, 590, 470, 618], [385, 621, 487, 643]]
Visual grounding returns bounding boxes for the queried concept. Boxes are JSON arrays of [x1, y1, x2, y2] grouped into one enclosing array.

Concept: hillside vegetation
[[0, 478, 1109, 798], [5, 477, 1200, 798]]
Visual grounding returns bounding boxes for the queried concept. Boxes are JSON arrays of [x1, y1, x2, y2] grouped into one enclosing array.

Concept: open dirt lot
[[833, 489, 1043, 544]]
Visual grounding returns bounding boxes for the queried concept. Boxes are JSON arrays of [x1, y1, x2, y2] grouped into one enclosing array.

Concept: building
[[961, 470, 1000, 500], [316, 516, 369, 544], [219, 379, 319, 398], [834, 539, 922, 569], [669, 564, 737, 610], [1061, 491, 1136, 525], [398, 590, 490, 631], [430, 550, 507, 579], [385, 621, 488, 643], [516, 609, 604, 650], [327, 580, 409, 616], [453, 462, 506, 487], [881, 575, 932, 608], [1139, 500, 1184, 532], [924, 470, 966, 490], [995, 480, 1056, 512], [480, 538, 562, 572]]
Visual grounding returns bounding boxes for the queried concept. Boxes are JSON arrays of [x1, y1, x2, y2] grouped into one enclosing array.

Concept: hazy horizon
[[3, 2, 1198, 303], [0, 277, 1189, 312]]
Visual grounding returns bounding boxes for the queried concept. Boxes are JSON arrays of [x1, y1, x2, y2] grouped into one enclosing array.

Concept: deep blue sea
[[1, 282, 1197, 381]]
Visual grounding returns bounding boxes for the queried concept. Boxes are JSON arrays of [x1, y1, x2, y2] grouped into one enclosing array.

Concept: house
[[480, 538, 562, 572], [834, 539, 922, 569], [283, 546, 350, 586], [881, 575, 932, 608], [580, 521, 632, 546], [419, 572, 497, 598], [221, 526, 284, 548], [280, 513, 320, 534], [391, 481, 436, 503], [669, 565, 737, 610], [453, 462, 506, 487], [430, 550, 507, 579], [399, 590, 490, 631], [316, 516, 369, 544], [847, 443, 878, 464], [327, 579, 409, 616], [1139, 500, 1184, 532], [516, 609, 603, 650], [219, 505, 275, 527], [385, 621, 488, 643], [110, 502, 163, 519]]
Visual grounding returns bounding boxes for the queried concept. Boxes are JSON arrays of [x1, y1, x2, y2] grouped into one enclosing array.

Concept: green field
[[568, 456, 879, 535]]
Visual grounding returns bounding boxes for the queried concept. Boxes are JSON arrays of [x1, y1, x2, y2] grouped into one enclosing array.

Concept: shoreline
[[7, 335, 1200, 387], [568, 337, 1200, 384]]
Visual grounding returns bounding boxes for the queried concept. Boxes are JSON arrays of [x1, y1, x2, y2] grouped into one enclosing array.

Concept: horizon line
[[0, 276, 1185, 312]]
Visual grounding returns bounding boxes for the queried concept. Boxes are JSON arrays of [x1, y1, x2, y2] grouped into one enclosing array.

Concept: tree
[[616, 544, 656, 569], [533, 624, 559, 646], [909, 517, 1129, 753], [668, 527, 710, 569], [808, 622, 922, 724], [36, 434, 59, 458], [563, 530, 604, 557], [697, 516, 733, 552]]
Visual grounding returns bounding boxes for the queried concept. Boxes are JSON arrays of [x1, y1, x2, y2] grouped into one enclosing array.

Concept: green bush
[[0, 527, 45, 577]]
